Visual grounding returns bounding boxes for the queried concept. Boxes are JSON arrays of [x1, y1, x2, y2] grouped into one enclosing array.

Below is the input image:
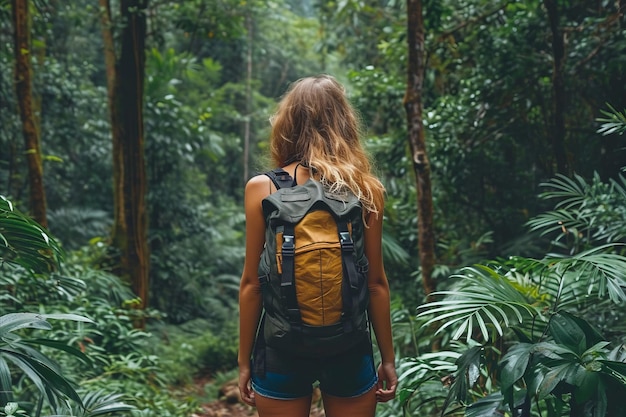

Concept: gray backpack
[[257, 168, 370, 357]]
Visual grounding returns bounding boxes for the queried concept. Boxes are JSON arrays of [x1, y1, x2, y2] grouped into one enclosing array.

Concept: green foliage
[[4, 0, 626, 415], [57, 390, 136, 417], [47, 208, 111, 251], [398, 162, 626, 415], [0, 194, 198, 417], [528, 173, 626, 252], [0, 196, 134, 417], [404, 251, 626, 415], [0, 313, 92, 410], [597, 104, 626, 137], [0, 197, 63, 273], [149, 199, 243, 324], [148, 319, 238, 387], [498, 312, 626, 416], [2, 255, 198, 417]]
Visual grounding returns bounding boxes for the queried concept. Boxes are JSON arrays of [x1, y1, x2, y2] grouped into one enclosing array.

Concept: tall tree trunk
[[99, 0, 116, 119], [404, 0, 436, 298], [12, 0, 47, 227], [543, 0, 569, 175], [101, 0, 150, 314]]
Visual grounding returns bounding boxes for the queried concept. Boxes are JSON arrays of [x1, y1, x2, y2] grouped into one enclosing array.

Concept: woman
[[238, 74, 397, 417]]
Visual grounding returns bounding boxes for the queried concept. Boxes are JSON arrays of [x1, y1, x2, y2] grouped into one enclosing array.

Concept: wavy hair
[[269, 75, 385, 217]]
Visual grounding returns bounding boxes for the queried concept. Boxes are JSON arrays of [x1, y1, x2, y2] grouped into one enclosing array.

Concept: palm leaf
[[397, 351, 460, 414], [53, 390, 136, 417], [526, 209, 590, 238], [23, 339, 91, 365], [0, 313, 92, 335], [546, 244, 626, 303], [0, 355, 13, 404], [538, 173, 588, 209], [0, 315, 51, 337], [80, 390, 135, 416], [0, 195, 63, 273], [3, 349, 82, 406], [529, 173, 626, 247], [0, 313, 94, 411], [417, 265, 539, 342], [596, 103, 626, 136], [382, 230, 410, 266]]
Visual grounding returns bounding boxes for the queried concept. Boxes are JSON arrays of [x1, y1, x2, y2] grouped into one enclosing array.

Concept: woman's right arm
[[238, 175, 270, 406]]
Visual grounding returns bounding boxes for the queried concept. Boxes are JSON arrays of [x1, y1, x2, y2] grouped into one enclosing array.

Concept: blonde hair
[[269, 75, 385, 216]]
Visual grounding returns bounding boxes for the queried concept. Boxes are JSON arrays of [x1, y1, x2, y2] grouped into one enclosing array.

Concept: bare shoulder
[[245, 174, 271, 201], [365, 209, 384, 229]]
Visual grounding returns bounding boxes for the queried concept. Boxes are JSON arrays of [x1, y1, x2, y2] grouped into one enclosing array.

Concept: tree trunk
[[102, 0, 150, 315], [12, 0, 47, 228], [404, 0, 436, 298], [99, 0, 116, 117], [543, 0, 569, 175]]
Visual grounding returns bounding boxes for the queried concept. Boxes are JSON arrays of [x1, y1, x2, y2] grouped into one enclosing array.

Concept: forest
[[1, 0, 626, 416]]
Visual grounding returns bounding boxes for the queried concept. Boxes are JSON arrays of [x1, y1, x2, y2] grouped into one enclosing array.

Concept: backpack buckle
[[339, 232, 354, 251], [282, 235, 295, 256]]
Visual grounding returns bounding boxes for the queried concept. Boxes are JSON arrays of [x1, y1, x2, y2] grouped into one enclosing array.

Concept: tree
[[100, 0, 150, 313], [11, 0, 47, 227], [399, 113, 626, 415], [404, 0, 436, 298], [543, 0, 569, 176]]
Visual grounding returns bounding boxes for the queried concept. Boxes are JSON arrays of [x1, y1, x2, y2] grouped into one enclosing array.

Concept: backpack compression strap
[[338, 221, 361, 333], [279, 223, 302, 329], [279, 220, 361, 334], [265, 169, 302, 328]]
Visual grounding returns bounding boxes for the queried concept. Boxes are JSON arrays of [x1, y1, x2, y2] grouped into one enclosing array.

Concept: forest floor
[[189, 376, 326, 417]]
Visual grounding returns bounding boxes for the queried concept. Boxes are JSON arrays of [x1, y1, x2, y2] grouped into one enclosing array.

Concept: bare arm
[[364, 211, 398, 402], [238, 175, 270, 406]]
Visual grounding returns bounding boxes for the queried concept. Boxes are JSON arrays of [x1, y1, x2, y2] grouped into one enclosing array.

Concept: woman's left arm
[[364, 211, 398, 402]]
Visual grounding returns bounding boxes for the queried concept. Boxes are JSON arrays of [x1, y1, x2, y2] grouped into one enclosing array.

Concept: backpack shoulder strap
[[265, 168, 296, 190]]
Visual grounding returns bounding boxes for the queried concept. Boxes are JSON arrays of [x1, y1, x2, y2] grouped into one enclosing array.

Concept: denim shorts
[[251, 338, 378, 400]]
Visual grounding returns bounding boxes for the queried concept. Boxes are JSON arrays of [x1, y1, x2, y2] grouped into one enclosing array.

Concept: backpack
[[257, 168, 370, 358]]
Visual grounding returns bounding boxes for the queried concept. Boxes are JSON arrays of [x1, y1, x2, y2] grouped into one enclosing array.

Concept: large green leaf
[[465, 392, 506, 417], [0, 312, 94, 412], [574, 369, 601, 404], [0, 356, 13, 405], [0, 195, 64, 273], [0, 313, 52, 335], [3, 349, 83, 406], [440, 346, 483, 414], [549, 312, 587, 354], [552, 311, 605, 352], [499, 342, 532, 391], [536, 362, 581, 399], [0, 313, 93, 336], [23, 339, 91, 365]]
